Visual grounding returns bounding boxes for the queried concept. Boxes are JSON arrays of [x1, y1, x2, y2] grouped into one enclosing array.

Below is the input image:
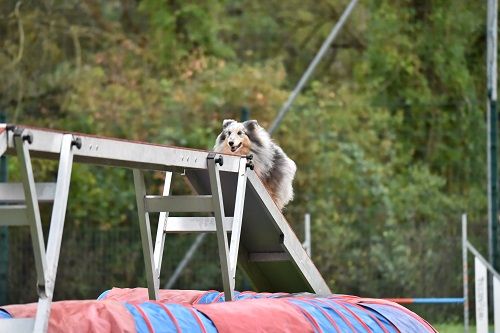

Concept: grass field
[[434, 323, 493, 332], [434, 323, 464, 332]]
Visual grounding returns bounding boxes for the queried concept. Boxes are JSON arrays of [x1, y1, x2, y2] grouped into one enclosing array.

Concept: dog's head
[[214, 119, 260, 155]]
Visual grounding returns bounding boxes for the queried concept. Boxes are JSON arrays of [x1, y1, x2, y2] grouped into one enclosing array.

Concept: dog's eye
[[227, 131, 231, 135], [238, 131, 242, 135]]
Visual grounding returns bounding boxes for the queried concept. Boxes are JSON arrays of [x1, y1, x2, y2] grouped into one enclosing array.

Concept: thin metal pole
[[228, 158, 248, 278], [15, 133, 47, 295], [268, 0, 359, 134], [487, 0, 499, 270], [45, 135, 75, 292], [207, 156, 233, 301], [0, 112, 7, 306], [35, 134, 75, 333], [153, 172, 172, 283], [303, 213, 311, 257], [133, 169, 159, 300], [462, 214, 469, 333]]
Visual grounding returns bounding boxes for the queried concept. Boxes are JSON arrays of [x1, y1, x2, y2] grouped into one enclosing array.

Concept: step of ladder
[[0, 318, 35, 333], [0, 183, 56, 227], [0, 124, 332, 333], [0, 183, 56, 203], [133, 153, 249, 302], [0, 127, 80, 333]]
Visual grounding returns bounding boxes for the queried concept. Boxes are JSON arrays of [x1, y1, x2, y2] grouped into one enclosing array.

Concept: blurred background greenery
[[0, 0, 491, 324]]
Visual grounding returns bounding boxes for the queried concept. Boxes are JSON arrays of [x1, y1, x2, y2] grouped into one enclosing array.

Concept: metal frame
[[0, 128, 78, 332], [134, 154, 248, 301], [153, 172, 172, 286], [0, 124, 331, 332], [133, 169, 160, 300]]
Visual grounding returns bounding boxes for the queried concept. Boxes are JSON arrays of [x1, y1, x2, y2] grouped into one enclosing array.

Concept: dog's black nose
[[228, 141, 234, 146]]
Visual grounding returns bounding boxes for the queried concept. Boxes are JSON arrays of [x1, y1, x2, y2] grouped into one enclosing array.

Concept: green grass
[[433, 323, 493, 332], [433, 323, 463, 333]]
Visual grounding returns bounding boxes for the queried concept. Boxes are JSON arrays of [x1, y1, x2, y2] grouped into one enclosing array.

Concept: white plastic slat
[[164, 217, 233, 233], [0, 183, 56, 203], [0, 318, 35, 333]]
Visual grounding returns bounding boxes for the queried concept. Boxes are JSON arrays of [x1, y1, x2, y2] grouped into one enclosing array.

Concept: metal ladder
[[0, 125, 251, 332], [133, 152, 251, 301], [0, 127, 81, 332]]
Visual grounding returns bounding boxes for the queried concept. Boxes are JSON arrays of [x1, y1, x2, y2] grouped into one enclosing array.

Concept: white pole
[[462, 214, 469, 333], [475, 257, 489, 333], [303, 213, 311, 257]]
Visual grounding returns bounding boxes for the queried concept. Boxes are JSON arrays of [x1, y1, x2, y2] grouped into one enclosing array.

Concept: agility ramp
[[0, 124, 438, 332], [0, 124, 330, 332]]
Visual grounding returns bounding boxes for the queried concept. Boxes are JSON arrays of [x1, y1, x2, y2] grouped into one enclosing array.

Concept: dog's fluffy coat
[[214, 119, 296, 210]]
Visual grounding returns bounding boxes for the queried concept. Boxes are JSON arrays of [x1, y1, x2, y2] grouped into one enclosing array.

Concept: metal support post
[[303, 213, 311, 257], [207, 153, 233, 301], [45, 135, 77, 291], [133, 169, 159, 300], [153, 172, 172, 285], [34, 134, 77, 333], [487, 0, 499, 271], [462, 214, 469, 333], [10, 129, 78, 333], [228, 158, 248, 281], [14, 130, 48, 298]]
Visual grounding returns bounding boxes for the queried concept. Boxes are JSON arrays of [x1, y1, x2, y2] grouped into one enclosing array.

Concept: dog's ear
[[243, 120, 259, 131], [222, 119, 236, 129]]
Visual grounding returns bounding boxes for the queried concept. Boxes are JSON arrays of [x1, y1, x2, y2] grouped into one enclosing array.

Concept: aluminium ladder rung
[[145, 195, 214, 213], [0, 318, 35, 333], [0, 205, 29, 226], [163, 217, 234, 233], [0, 183, 56, 203]]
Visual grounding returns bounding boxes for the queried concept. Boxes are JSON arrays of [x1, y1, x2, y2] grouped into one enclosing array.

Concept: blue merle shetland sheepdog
[[214, 119, 297, 210]]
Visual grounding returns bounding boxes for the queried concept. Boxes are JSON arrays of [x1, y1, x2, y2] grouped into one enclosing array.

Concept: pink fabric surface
[[103, 287, 208, 304], [194, 298, 314, 333], [4, 300, 135, 333]]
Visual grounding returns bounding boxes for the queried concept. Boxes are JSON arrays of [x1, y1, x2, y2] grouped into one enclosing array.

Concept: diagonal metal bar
[[269, 0, 359, 134], [228, 158, 248, 279], [45, 135, 75, 288], [14, 131, 48, 296], [34, 134, 76, 333], [153, 172, 172, 281], [207, 155, 233, 301], [133, 169, 159, 300]]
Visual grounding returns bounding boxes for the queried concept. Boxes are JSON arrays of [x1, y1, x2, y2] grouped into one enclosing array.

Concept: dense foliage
[[0, 0, 491, 321]]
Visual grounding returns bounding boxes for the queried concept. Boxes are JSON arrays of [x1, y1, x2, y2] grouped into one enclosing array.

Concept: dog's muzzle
[[230, 142, 242, 152]]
